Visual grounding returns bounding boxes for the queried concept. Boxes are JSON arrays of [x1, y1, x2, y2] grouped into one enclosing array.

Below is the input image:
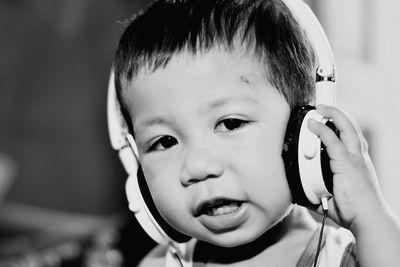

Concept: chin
[[212, 208, 295, 247], [203, 226, 266, 247]]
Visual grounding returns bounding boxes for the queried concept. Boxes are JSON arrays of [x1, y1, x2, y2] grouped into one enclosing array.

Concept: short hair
[[113, 0, 316, 133]]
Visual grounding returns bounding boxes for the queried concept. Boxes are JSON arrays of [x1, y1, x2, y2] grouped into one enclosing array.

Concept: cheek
[[234, 118, 287, 170], [142, 163, 178, 207], [231, 117, 291, 203], [141, 162, 190, 225], [149, 182, 194, 236], [238, 146, 290, 196]]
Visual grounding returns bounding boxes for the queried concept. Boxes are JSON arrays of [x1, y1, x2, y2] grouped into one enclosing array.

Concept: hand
[[307, 104, 386, 231]]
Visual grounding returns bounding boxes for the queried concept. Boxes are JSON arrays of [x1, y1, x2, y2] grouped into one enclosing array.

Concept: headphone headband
[[107, 70, 129, 151], [282, 0, 335, 76], [281, 0, 336, 106]]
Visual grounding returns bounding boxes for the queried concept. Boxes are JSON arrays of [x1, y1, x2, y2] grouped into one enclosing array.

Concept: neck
[[194, 206, 317, 266]]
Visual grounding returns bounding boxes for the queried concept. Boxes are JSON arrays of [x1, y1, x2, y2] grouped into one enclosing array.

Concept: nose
[[180, 142, 224, 186]]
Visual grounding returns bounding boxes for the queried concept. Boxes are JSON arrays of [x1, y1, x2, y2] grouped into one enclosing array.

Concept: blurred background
[[0, 0, 399, 266]]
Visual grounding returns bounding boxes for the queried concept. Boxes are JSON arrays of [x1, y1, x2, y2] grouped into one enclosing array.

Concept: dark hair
[[113, 0, 316, 133]]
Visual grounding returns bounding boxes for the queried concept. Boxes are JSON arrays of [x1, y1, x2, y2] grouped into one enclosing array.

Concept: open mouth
[[195, 198, 244, 217]]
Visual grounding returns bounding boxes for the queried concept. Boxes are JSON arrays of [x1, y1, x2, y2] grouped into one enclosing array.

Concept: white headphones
[[107, 0, 336, 247]]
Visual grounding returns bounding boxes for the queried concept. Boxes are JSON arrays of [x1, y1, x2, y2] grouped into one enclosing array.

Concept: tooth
[[212, 204, 238, 215], [202, 202, 242, 216], [228, 204, 237, 210], [216, 207, 226, 215], [211, 208, 218, 215]]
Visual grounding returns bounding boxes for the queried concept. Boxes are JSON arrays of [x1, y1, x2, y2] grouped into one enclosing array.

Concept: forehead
[[122, 48, 279, 129], [123, 48, 268, 98]]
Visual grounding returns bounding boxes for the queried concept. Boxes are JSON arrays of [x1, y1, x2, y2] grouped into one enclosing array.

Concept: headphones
[[107, 0, 337, 247]]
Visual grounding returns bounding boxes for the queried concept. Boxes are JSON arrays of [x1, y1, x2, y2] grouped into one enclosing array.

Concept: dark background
[[0, 0, 152, 214], [0, 1, 155, 265]]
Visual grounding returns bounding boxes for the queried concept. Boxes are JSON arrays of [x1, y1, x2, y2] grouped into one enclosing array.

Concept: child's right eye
[[148, 136, 178, 152]]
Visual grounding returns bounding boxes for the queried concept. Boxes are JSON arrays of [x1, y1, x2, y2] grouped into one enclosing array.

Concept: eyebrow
[[132, 116, 173, 141], [207, 95, 258, 110], [135, 116, 171, 130], [134, 96, 256, 132]]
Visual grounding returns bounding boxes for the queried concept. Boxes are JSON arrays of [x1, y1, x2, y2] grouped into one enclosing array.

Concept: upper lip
[[194, 197, 244, 217]]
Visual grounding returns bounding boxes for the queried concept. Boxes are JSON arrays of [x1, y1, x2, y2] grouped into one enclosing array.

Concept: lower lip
[[198, 202, 248, 232]]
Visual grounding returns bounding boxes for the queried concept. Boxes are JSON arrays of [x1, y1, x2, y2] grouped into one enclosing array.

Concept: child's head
[[113, 0, 316, 247], [114, 0, 315, 133]]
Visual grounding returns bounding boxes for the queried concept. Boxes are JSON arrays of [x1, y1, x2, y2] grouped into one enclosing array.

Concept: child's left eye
[[215, 118, 249, 132]]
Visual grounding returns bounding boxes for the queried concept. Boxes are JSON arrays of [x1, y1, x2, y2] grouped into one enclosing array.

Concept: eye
[[215, 118, 249, 132], [148, 136, 178, 152]]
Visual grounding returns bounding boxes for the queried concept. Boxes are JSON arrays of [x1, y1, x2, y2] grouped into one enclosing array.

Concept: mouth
[[195, 198, 245, 217]]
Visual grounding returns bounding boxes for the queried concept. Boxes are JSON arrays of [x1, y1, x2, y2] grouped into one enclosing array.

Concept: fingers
[[308, 117, 348, 162], [310, 104, 366, 156]]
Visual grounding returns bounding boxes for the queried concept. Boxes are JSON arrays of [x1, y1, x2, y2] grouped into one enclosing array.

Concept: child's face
[[123, 48, 293, 247]]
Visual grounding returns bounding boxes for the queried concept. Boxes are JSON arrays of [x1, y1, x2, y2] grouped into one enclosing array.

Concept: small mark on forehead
[[240, 75, 250, 84]]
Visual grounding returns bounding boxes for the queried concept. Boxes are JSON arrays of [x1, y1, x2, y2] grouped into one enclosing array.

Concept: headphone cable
[[172, 249, 184, 267], [313, 197, 329, 267]]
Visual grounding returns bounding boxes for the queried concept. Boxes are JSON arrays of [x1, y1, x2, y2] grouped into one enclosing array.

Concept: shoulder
[[322, 226, 359, 267], [325, 225, 355, 247], [138, 244, 168, 267]]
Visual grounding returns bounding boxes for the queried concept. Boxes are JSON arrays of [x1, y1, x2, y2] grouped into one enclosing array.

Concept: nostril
[[181, 171, 222, 186]]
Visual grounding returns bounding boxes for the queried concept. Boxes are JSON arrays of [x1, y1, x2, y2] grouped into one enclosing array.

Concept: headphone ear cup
[[136, 167, 192, 243], [125, 173, 142, 213], [282, 106, 334, 207], [125, 164, 192, 244], [125, 173, 168, 244], [282, 106, 314, 207]]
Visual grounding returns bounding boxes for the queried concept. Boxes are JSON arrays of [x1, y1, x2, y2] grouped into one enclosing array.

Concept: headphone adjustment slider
[[316, 67, 336, 82]]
